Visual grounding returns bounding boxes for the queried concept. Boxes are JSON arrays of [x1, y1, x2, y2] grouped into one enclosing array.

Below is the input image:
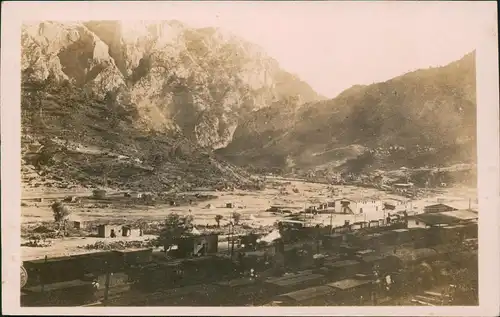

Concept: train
[[21, 221, 477, 307]]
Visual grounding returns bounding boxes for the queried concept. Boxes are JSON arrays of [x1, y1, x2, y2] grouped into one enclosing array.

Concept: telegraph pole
[[230, 222, 234, 260], [103, 261, 110, 305], [41, 255, 47, 294], [329, 210, 334, 233]]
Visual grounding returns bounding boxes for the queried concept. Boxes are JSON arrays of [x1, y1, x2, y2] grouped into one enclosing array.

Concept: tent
[[205, 204, 216, 209], [190, 227, 201, 235], [258, 229, 282, 243]]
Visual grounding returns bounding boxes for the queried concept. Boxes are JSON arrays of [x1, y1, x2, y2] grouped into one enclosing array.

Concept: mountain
[[218, 52, 477, 175], [22, 21, 323, 149], [20, 21, 323, 191], [21, 21, 476, 189]]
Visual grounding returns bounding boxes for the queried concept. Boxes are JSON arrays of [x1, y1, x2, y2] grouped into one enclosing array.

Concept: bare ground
[[21, 179, 477, 261]]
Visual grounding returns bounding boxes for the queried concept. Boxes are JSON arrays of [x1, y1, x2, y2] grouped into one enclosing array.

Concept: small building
[[130, 192, 143, 199], [333, 197, 382, 214], [406, 216, 428, 229], [97, 224, 123, 238], [122, 226, 143, 237], [170, 234, 219, 257], [92, 189, 107, 199], [423, 203, 457, 214], [72, 220, 90, 230], [413, 209, 478, 228], [333, 198, 357, 214]]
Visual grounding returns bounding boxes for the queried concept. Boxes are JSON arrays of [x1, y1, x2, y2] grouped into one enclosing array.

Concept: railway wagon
[[267, 285, 336, 306], [22, 279, 96, 306], [326, 278, 374, 305], [214, 277, 267, 306], [355, 233, 385, 249], [462, 222, 478, 239], [264, 272, 326, 297], [321, 233, 344, 250], [125, 284, 218, 306], [23, 251, 123, 287], [317, 259, 365, 280], [359, 254, 401, 273]]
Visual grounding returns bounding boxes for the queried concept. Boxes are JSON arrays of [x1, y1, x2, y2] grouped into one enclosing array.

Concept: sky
[[10, 1, 497, 98], [154, 1, 493, 98]]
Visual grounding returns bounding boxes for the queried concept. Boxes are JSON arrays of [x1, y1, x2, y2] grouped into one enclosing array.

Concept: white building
[[333, 197, 383, 214]]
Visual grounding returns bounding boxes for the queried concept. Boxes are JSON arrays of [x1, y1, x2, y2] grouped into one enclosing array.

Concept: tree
[[284, 155, 296, 174], [51, 201, 71, 236], [449, 267, 478, 305], [232, 212, 241, 225], [158, 213, 194, 249], [215, 214, 223, 228]]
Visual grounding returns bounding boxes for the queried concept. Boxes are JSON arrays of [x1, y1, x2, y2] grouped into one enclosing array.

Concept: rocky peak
[[22, 21, 126, 94], [22, 21, 323, 148]]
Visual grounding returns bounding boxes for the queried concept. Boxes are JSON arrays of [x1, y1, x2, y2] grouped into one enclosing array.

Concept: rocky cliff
[[21, 21, 323, 149], [21, 21, 476, 189]]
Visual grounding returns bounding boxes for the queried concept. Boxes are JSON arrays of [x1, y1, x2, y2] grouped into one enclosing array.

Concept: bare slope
[[218, 52, 477, 174], [21, 78, 257, 192], [22, 21, 323, 149]]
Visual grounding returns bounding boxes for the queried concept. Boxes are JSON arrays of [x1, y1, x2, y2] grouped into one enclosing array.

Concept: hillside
[[218, 52, 477, 176], [21, 21, 323, 191], [21, 79, 260, 192], [22, 21, 323, 149]]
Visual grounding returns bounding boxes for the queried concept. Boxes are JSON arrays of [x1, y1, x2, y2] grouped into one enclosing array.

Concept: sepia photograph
[[2, 1, 499, 316]]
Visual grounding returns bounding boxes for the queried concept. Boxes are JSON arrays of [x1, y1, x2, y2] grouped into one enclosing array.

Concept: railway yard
[[20, 178, 478, 307]]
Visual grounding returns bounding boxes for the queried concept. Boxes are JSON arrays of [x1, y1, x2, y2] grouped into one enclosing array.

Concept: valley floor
[[21, 178, 477, 261]]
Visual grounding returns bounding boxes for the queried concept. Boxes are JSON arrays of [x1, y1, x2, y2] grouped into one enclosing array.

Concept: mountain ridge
[[217, 51, 477, 175], [21, 21, 476, 190], [21, 21, 324, 149]]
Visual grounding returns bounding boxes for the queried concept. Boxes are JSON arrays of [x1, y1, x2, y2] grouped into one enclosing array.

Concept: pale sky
[[157, 1, 493, 98], [10, 1, 498, 97]]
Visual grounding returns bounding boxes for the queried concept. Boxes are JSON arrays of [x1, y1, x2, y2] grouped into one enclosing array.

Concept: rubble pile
[[21, 134, 259, 193], [79, 239, 157, 251]]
